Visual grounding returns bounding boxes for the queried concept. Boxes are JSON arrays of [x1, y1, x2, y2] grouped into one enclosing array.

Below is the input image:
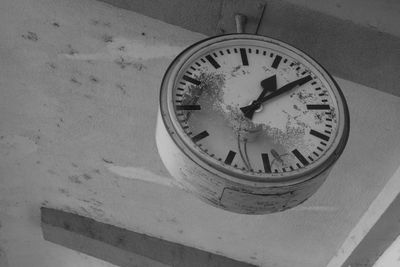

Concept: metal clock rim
[[159, 33, 350, 186]]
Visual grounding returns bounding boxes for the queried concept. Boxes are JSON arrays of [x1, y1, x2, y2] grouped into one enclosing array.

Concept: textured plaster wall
[[285, 0, 400, 37], [0, 0, 400, 267]]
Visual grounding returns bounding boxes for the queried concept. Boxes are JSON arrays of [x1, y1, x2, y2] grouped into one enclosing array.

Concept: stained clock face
[[162, 35, 349, 181]]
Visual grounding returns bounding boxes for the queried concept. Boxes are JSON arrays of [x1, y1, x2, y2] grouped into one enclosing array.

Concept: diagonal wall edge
[[41, 207, 257, 267]]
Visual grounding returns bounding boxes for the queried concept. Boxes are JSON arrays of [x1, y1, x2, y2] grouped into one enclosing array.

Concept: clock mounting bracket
[[216, 0, 266, 35]]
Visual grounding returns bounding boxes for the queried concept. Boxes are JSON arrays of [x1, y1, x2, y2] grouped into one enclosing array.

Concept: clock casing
[[156, 34, 349, 214]]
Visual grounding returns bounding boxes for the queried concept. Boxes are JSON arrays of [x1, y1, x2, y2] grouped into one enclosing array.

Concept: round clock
[[156, 34, 349, 214]]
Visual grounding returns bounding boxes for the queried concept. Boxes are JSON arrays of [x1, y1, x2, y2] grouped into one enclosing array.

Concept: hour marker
[[261, 153, 271, 173], [240, 48, 249, 66], [224, 150, 236, 165], [182, 75, 201, 86], [191, 131, 209, 143], [271, 55, 282, 69], [310, 129, 330, 142], [176, 105, 201, 111], [300, 75, 313, 85], [205, 55, 221, 69], [306, 104, 331, 110], [292, 149, 309, 166]]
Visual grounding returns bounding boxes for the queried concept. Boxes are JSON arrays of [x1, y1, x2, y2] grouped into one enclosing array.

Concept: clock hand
[[257, 75, 277, 101], [239, 75, 277, 120], [240, 75, 312, 119]]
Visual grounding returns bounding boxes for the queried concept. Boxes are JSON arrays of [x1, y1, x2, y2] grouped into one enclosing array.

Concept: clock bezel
[[159, 34, 350, 186]]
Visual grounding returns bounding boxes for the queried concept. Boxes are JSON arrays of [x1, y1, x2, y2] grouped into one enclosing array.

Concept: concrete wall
[[1, 0, 400, 267]]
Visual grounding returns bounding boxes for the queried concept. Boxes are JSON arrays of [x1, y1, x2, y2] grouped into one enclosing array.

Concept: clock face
[[162, 35, 349, 181]]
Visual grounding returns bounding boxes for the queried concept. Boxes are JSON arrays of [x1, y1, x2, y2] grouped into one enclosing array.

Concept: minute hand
[[259, 75, 312, 103], [241, 75, 312, 119]]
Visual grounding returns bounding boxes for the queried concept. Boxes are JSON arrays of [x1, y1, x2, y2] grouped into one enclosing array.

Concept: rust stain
[[68, 175, 82, 184], [66, 44, 79, 55], [101, 34, 113, 43], [82, 173, 93, 180], [21, 31, 38, 41], [89, 75, 99, 83], [90, 19, 111, 27]]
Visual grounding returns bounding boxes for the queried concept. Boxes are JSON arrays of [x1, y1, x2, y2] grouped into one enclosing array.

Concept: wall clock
[[156, 34, 349, 214]]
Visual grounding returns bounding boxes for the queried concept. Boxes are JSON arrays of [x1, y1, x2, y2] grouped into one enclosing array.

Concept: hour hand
[[257, 75, 277, 101], [240, 75, 277, 119]]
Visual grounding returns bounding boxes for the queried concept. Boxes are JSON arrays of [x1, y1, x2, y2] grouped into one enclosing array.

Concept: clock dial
[[170, 42, 340, 179], [158, 34, 349, 213]]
